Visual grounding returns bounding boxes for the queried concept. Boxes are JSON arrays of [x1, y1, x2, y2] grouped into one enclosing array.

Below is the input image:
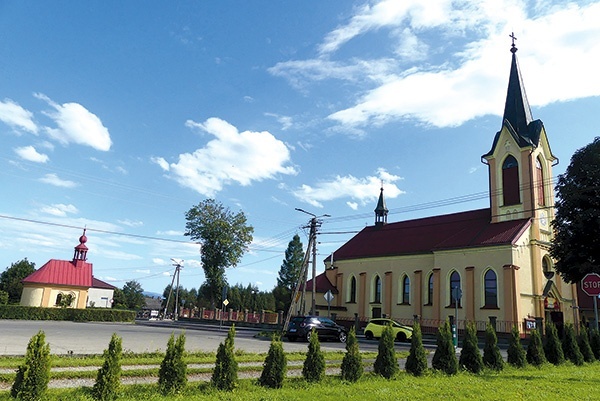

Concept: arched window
[[402, 275, 410, 304], [348, 276, 357, 303], [373, 275, 381, 303], [449, 271, 461, 307], [484, 270, 498, 308], [542, 256, 554, 280], [427, 273, 434, 305], [55, 293, 63, 306], [536, 157, 546, 206], [502, 155, 520, 206]]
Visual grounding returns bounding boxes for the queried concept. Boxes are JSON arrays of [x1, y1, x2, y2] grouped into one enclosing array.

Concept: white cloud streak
[[0, 99, 38, 134], [292, 168, 404, 208], [14, 146, 49, 163], [39, 173, 77, 188], [157, 117, 297, 197], [35, 93, 112, 151]]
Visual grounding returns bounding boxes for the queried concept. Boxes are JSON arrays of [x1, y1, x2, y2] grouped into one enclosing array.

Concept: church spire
[[502, 33, 533, 138], [374, 185, 388, 226], [73, 228, 88, 263]]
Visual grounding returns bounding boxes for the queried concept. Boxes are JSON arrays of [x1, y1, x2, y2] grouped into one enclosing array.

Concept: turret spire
[[73, 228, 88, 263], [374, 185, 388, 226]]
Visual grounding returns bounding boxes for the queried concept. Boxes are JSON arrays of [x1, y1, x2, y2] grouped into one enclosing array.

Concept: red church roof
[[304, 272, 338, 294], [22, 230, 94, 288], [22, 259, 93, 287], [330, 208, 531, 262]]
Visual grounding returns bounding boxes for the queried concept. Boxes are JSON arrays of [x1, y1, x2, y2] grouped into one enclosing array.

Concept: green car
[[364, 318, 413, 342]]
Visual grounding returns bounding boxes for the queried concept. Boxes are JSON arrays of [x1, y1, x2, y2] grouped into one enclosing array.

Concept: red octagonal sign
[[581, 273, 600, 296]]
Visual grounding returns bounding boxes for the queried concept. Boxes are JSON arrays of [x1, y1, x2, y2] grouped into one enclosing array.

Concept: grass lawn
[[1, 362, 599, 400]]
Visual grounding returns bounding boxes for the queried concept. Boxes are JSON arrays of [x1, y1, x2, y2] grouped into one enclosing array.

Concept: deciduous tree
[[185, 199, 253, 306], [121, 280, 145, 310], [551, 137, 600, 282], [0, 259, 35, 304]]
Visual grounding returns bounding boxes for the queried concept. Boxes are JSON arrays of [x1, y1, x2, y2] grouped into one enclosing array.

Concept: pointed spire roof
[[502, 37, 534, 138], [374, 186, 388, 226]]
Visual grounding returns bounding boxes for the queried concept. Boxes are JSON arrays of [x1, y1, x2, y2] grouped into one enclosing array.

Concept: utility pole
[[295, 208, 329, 316], [163, 258, 183, 320]]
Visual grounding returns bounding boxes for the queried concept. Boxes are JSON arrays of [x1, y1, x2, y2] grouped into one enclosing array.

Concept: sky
[[1, 0, 600, 298]]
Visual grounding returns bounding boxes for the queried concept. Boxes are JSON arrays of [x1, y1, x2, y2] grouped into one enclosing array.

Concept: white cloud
[[35, 93, 112, 151], [264, 112, 293, 130], [292, 168, 404, 208], [39, 203, 79, 217], [155, 230, 184, 236], [151, 156, 170, 171], [347, 201, 359, 210], [273, 0, 600, 130], [0, 99, 38, 134], [160, 117, 297, 196], [153, 258, 167, 265], [118, 219, 144, 227], [14, 146, 49, 163], [39, 173, 77, 188]]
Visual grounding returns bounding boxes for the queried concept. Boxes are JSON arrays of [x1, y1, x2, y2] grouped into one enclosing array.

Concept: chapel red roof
[[330, 208, 531, 262], [22, 259, 93, 287]]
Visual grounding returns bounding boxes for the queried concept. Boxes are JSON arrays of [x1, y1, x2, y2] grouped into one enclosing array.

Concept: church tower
[[482, 36, 557, 231], [374, 186, 388, 226]]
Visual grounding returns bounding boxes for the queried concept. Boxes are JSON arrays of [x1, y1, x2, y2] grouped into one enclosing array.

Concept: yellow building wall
[[20, 284, 89, 309]]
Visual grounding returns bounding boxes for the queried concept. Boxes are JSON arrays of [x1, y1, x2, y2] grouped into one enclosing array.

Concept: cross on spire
[[509, 32, 518, 53]]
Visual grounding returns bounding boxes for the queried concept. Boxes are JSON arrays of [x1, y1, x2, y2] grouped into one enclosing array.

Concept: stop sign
[[581, 273, 600, 296]]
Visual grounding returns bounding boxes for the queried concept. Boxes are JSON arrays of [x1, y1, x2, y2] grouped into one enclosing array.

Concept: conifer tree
[[431, 320, 458, 375], [259, 334, 287, 388], [93, 333, 122, 401], [507, 325, 526, 368], [589, 328, 600, 360], [11, 330, 51, 401], [544, 321, 565, 365], [482, 323, 504, 371], [302, 329, 325, 383], [211, 325, 238, 391], [341, 327, 363, 382], [562, 324, 584, 366], [578, 325, 596, 363], [158, 333, 187, 395], [373, 324, 399, 379], [405, 322, 428, 376], [526, 329, 546, 367], [459, 322, 483, 374]]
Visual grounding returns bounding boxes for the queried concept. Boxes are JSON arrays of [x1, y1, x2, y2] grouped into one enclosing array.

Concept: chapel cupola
[[374, 186, 388, 226], [482, 34, 557, 224], [73, 229, 88, 263]]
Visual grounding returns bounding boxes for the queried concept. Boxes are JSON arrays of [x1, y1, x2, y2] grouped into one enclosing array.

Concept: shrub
[[562, 324, 584, 366], [373, 323, 399, 379], [302, 329, 325, 383], [544, 322, 565, 365], [211, 325, 238, 391], [483, 323, 504, 371], [405, 321, 428, 376], [507, 325, 526, 368], [92, 333, 122, 401], [459, 321, 483, 374], [526, 329, 546, 367], [578, 325, 596, 363], [432, 320, 458, 375], [259, 334, 286, 388], [158, 332, 187, 395], [11, 330, 51, 401], [589, 328, 600, 360], [341, 326, 363, 382]]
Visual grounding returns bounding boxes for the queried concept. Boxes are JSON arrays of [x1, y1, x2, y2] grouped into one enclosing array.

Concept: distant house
[[87, 277, 116, 308], [20, 230, 113, 309]]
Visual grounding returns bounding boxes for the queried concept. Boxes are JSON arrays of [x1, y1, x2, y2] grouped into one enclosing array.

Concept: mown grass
[[0, 363, 599, 400]]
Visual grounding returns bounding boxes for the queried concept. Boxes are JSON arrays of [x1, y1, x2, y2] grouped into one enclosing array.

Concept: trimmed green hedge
[[0, 305, 135, 322]]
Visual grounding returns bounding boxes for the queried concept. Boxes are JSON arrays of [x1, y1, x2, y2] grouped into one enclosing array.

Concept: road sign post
[[324, 290, 334, 318], [582, 273, 600, 331], [451, 287, 462, 347]]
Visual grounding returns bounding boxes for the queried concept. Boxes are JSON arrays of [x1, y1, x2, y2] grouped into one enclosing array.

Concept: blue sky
[[1, 1, 600, 297]]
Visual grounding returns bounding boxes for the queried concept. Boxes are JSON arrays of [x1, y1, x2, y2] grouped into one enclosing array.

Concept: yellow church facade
[[311, 44, 578, 334]]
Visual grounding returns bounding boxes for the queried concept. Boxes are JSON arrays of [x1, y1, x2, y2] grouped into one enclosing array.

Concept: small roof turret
[[374, 186, 388, 226]]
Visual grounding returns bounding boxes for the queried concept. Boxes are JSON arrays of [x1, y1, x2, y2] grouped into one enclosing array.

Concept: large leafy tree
[[274, 234, 304, 312], [121, 280, 145, 310], [185, 199, 253, 306], [0, 259, 35, 304], [551, 137, 600, 282]]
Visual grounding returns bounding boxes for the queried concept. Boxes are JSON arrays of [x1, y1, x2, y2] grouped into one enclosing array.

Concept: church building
[[313, 42, 578, 334], [20, 230, 115, 309]]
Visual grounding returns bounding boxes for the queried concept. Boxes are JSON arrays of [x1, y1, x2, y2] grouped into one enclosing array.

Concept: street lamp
[[295, 208, 330, 316]]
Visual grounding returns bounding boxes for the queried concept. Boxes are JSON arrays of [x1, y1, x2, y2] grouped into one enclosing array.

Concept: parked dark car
[[285, 315, 347, 343]]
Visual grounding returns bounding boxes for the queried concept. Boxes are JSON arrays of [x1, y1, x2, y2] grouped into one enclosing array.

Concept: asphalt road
[[0, 319, 424, 356]]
